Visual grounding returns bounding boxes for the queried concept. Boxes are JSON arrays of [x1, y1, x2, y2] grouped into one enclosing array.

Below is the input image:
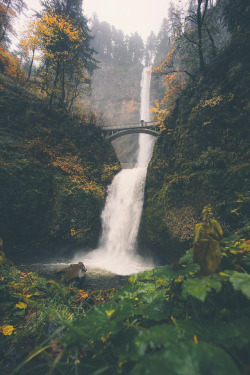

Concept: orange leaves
[[52, 154, 104, 198], [75, 290, 88, 303], [150, 70, 186, 126], [0, 325, 15, 336], [20, 10, 90, 107], [0, 47, 26, 80], [24, 12, 86, 63], [20, 11, 86, 78], [151, 41, 187, 127], [152, 44, 176, 75], [192, 92, 234, 114], [20, 21, 40, 59], [15, 302, 27, 309]]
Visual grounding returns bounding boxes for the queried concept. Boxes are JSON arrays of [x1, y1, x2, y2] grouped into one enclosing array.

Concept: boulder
[[56, 262, 87, 286]]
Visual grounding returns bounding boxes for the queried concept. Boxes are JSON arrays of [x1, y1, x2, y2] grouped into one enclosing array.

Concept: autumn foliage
[[20, 7, 95, 109], [0, 46, 26, 80], [151, 45, 186, 127]]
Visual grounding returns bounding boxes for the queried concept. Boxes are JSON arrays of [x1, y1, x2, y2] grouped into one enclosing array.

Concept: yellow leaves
[[52, 154, 104, 198], [118, 359, 127, 368], [200, 95, 224, 108], [128, 276, 137, 283], [78, 290, 88, 299], [152, 44, 176, 75], [75, 290, 88, 302], [151, 61, 186, 126], [0, 47, 26, 81], [193, 92, 235, 114], [19, 272, 29, 278], [174, 276, 183, 283], [101, 163, 120, 184], [24, 294, 32, 299], [38, 12, 85, 56], [194, 335, 198, 344], [219, 272, 230, 277], [105, 309, 115, 316], [1, 325, 15, 336], [150, 104, 170, 126], [152, 159, 168, 171], [171, 316, 176, 324], [21, 11, 86, 66], [15, 302, 27, 309]]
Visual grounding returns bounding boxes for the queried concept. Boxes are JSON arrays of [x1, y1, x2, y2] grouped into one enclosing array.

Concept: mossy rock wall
[[0, 84, 120, 256], [139, 31, 250, 263]]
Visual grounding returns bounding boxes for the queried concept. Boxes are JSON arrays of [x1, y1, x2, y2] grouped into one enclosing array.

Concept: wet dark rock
[[43, 322, 63, 338], [56, 262, 87, 287]]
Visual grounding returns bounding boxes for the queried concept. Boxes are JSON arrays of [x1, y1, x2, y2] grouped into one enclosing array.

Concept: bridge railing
[[100, 121, 159, 132]]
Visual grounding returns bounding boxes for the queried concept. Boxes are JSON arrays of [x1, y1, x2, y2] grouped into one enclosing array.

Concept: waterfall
[[137, 67, 155, 168], [75, 67, 155, 275]]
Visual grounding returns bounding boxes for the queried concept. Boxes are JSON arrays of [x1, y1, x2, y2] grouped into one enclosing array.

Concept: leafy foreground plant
[[1, 234, 250, 375]]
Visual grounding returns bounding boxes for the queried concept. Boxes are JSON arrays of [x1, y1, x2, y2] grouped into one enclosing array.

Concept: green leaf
[[130, 324, 178, 360], [137, 291, 171, 321], [230, 272, 250, 299], [182, 279, 211, 302], [130, 342, 240, 375], [134, 264, 198, 282], [175, 317, 250, 349], [114, 281, 157, 300], [203, 275, 222, 292], [182, 275, 222, 302], [63, 302, 121, 345]]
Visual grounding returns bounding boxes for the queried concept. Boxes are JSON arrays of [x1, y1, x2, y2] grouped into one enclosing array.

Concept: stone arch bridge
[[101, 121, 160, 141]]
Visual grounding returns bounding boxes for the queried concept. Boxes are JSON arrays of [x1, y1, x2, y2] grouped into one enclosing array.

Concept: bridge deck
[[100, 121, 160, 140], [101, 121, 159, 132]]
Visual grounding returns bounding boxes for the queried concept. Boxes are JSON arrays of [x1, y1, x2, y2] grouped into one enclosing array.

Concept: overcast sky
[[20, 0, 188, 42]]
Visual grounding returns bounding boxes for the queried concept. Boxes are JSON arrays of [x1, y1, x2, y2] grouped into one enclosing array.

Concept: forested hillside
[[139, 0, 250, 263], [0, 0, 120, 255]]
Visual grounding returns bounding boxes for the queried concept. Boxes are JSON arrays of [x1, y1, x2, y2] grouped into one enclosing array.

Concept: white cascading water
[[74, 67, 155, 275]]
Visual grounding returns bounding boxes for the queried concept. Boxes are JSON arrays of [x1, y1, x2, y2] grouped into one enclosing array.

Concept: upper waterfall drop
[[74, 67, 155, 275], [136, 66, 155, 168]]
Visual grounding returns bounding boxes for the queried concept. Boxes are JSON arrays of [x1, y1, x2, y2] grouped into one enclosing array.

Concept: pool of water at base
[[17, 261, 129, 291]]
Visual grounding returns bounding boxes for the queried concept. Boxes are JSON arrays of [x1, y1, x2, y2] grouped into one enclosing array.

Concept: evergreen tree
[[154, 18, 171, 65], [0, 0, 26, 45], [127, 32, 144, 64], [168, 2, 182, 40], [145, 31, 157, 66], [220, 0, 250, 31], [111, 26, 127, 64]]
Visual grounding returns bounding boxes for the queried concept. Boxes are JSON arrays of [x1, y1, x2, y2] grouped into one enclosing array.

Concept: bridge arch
[[107, 128, 159, 141]]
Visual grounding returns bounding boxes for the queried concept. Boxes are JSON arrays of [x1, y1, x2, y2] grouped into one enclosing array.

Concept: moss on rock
[[139, 30, 250, 263]]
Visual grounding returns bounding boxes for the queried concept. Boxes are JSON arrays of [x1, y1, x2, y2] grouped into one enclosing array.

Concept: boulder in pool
[[56, 262, 87, 286]]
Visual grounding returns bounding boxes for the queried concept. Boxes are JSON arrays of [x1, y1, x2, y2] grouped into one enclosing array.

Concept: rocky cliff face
[[82, 62, 143, 167], [138, 31, 250, 263], [0, 84, 120, 257]]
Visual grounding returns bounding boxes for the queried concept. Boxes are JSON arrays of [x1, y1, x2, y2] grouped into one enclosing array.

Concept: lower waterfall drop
[[76, 67, 155, 275]]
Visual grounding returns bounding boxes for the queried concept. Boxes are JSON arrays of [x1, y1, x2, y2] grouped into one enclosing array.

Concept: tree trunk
[[49, 61, 60, 107], [28, 48, 35, 80], [61, 61, 65, 106], [197, 0, 205, 72]]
